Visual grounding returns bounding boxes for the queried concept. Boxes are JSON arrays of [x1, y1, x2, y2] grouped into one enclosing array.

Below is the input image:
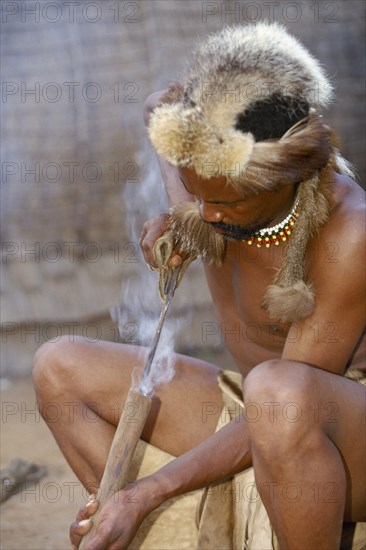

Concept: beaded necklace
[[244, 199, 300, 248]]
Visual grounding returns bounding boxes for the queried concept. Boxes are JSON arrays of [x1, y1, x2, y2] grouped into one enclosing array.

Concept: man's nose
[[199, 201, 224, 223]]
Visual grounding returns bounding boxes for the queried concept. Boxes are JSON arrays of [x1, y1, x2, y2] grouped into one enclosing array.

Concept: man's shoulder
[[332, 171, 365, 216], [308, 171, 365, 288], [321, 171, 365, 245]]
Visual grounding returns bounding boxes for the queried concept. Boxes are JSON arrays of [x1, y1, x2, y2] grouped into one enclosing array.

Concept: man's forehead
[[179, 166, 243, 198]]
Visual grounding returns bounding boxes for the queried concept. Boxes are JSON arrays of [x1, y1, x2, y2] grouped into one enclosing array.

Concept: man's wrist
[[131, 474, 169, 515]]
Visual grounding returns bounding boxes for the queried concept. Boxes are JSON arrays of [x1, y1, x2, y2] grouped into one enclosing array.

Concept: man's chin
[[210, 226, 246, 241], [224, 233, 243, 242]]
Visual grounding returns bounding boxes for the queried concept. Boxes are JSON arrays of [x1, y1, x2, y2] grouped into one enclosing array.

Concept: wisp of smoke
[[110, 143, 180, 396]]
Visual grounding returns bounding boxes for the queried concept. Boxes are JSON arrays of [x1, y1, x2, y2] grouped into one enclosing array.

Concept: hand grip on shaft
[[153, 231, 194, 301], [80, 389, 152, 548]]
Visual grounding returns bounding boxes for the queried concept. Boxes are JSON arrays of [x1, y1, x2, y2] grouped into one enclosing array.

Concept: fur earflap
[[245, 112, 332, 193]]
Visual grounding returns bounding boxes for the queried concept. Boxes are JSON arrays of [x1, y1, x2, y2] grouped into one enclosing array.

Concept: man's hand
[[139, 212, 189, 269], [69, 494, 99, 549], [69, 486, 150, 550]]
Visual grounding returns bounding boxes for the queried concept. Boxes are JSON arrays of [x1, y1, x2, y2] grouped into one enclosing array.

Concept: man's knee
[[243, 360, 321, 452], [243, 359, 316, 405], [32, 335, 84, 395]]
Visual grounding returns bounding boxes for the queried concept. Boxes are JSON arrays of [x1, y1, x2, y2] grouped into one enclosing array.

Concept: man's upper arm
[[282, 222, 365, 374]]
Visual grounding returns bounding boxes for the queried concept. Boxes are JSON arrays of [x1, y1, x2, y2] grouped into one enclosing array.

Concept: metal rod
[[140, 268, 180, 390]]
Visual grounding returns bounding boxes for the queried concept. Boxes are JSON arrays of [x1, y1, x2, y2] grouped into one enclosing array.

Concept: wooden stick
[[80, 388, 152, 548]]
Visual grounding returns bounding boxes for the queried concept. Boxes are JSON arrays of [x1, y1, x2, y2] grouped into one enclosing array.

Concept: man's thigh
[[61, 338, 224, 457]]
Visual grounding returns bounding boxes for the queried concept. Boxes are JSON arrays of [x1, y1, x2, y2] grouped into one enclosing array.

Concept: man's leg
[[33, 336, 223, 493], [243, 360, 366, 549]]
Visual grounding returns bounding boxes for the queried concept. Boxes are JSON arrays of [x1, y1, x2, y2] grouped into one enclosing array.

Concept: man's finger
[[70, 518, 93, 548], [75, 499, 99, 522]]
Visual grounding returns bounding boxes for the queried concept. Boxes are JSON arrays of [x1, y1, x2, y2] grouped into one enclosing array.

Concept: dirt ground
[[1, 349, 235, 550]]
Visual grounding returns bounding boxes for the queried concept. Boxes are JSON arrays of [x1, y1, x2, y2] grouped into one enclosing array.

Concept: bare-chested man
[[33, 23, 365, 550]]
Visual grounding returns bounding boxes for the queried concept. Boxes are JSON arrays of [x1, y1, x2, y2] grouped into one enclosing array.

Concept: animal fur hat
[[148, 23, 353, 323]]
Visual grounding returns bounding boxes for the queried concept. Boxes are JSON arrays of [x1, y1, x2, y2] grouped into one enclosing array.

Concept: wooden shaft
[[80, 388, 152, 548]]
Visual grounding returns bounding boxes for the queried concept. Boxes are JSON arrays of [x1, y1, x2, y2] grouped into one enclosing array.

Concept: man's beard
[[209, 221, 264, 241], [169, 201, 274, 263]]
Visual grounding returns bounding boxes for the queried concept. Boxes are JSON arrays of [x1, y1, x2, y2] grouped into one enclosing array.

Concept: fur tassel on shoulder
[[262, 164, 334, 322], [264, 281, 315, 323]]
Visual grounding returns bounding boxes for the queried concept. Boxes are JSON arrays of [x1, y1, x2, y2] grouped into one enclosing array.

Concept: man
[[33, 23, 365, 549]]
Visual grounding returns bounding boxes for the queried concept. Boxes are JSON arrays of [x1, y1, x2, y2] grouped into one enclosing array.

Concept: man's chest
[[204, 241, 291, 354]]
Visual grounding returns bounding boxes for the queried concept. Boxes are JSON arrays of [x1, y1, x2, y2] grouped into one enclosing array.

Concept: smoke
[[110, 143, 180, 396]]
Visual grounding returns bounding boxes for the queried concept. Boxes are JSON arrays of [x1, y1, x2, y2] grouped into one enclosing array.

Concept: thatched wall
[[1, 1, 365, 376]]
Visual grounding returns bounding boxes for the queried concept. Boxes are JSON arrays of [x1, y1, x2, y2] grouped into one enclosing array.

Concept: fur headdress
[[148, 23, 354, 323]]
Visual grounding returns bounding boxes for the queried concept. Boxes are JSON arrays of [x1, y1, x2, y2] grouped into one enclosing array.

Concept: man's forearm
[[157, 156, 193, 206], [144, 90, 194, 206], [140, 415, 251, 510]]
